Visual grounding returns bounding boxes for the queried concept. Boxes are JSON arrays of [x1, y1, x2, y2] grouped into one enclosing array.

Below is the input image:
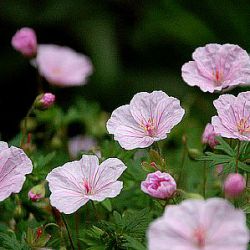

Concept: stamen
[[140, 118, 156, 137], [237, 118, 250, 134]]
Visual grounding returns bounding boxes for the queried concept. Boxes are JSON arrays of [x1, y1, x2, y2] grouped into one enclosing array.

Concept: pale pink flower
[[0, 141, 33, 201], [224, 173, 246, 198], [107, 91, 185, 150], [46, 155, 126, 214], [148, 198, 249, 250], [211, 91, 250, 141], [202, 123, 218, 148], [68, 135, 99, 159], [141, 171, 176, 199], [11, 27, 37, 57], [33, 44, 93, 87], [182, 44, 250, 92]]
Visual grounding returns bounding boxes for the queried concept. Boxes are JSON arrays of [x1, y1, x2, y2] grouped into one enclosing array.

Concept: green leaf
[[238, 161, 250, 172], [101, 199, 112, 212], [215, 137, 235, 156], [123, 235, 146, 250]]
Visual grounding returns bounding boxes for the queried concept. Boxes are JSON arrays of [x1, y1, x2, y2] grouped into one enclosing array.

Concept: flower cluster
[[9, 27, 250, 249]]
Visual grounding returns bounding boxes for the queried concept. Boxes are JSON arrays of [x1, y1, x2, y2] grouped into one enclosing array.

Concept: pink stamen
[[193, 227, 206, 248], [237, 118, 250, 134], [141, 118, 156, 137]]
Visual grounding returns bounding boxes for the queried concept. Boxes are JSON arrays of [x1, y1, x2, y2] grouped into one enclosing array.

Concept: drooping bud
[[224, 173, 246, 198], [141, 171, 176, 199], [34, 93, 55, 110], [28, 182, 46, 202], [202, 123, 218, 149], [11, 27, 37, 57]]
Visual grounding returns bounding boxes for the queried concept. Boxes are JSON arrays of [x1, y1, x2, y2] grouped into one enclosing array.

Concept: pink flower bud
[[141, 171, 176, 199], [28, 191, 43, 202], [224, 173, 246, 198], [28, 182, 46, 201], [11, 27, 37, 57], [202, 123, 218, 148], [35, 93, 55, 110]]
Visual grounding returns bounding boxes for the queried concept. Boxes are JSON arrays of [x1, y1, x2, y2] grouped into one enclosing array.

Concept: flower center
[[83, 180, 91, 194], [193, 227, 206, 248], [237, 118, 250, 134], [141, 118, 156, 137], [212, 69, 223, 85]]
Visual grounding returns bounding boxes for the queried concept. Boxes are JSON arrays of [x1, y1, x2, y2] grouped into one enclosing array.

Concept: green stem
[[177, 144, 187, 187], [91, 200, 99, 220], [20, 106, 33, 147], [154, 141, 162, 155], [235, 140, 241, 173], [75, 211, 81, 250], [61, 214, 75, 250], [203, 161, 207, 198]]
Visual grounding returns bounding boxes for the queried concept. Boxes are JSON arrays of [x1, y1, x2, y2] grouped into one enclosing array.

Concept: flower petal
[[46, 160, 89, 214], [0, 146, 33, 201]]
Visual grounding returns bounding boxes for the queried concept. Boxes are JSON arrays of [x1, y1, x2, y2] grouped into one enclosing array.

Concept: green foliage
[[0, 232, 30, 250], [80, 209, 150, 249], [198, 137, 250, 173]]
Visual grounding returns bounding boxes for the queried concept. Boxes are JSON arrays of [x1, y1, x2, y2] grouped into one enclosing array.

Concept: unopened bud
[[188, 148, 201, 160], [11, 27, 37, 57], [224, 173, 246, 198], [34, 93, 55, 110], [28, 182, 46, 202]]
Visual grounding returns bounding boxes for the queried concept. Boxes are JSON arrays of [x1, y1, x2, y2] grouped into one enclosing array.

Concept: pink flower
[[107, 91, 185, 150], [202, 123, 218, 148], [211, 91, 250, 141], [224, 173, 246, 198], [11, 27, 37, 57], [68, 135, 99, 159], [46, 155, 126, 214], [0, 141, 33, 201], [147, 198, 249, 250], [182, 44, 250, 92], [141, 171, 176, 199], [33, 44, 93, 87]]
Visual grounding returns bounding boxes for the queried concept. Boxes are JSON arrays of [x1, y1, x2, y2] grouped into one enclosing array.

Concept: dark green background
[[1, 0, 250, 139]]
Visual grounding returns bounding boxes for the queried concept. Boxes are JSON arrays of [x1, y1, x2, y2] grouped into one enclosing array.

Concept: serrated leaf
[[238, 161, 250, 172], [123, 235, 146, 250], [215, 137, 235, 156]]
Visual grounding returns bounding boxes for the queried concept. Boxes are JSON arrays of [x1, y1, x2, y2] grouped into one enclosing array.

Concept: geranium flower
[[46, 155, 126, 214], [212, 91, 250, 141], [0, 141, 33, 201], [106, 91, 185, 150], [33, 44, 93, 87], [147, 198, 249, 250], [182, 43, 250, 92]]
